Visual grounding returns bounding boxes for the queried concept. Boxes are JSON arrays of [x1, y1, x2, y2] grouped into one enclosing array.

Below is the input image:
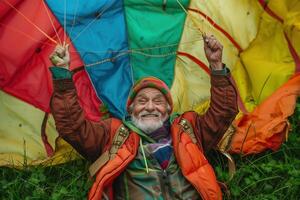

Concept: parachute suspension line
[[85, 49, 178, 67], [41, 0, 62, 45], [143, 0, 164, 12], [70, 38, 203, 55], [203, 0, 215, 35], [68, 2, 112, 45], [69, 0, 80, 38], [176, 0, 206, 37], [82, 35, 202, 67], [131, 38, 203, 52], [202, 0, 208, 35], [85, 51, 129, 67], [0, 22, 56, 48], [162, 0, 167, 10], [61, 0, 203, 57], [131, 50, 176, 58], [63, 0, 67, 44], [3, 0, 58, 44]]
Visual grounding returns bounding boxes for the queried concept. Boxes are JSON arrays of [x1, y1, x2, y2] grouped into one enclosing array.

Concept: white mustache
[[132, 111, 166, 134], [138, 111, 162, 118]]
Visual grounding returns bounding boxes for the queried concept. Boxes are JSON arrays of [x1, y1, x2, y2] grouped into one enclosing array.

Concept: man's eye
[[154, 99, 163, 104], [137, 99, 147, 104]]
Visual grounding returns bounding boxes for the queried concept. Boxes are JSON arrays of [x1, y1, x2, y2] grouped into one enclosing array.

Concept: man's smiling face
[[130, 87, 169, 133]]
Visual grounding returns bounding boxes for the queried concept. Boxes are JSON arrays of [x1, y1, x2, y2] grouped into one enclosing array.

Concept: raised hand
[[203, 35, 223, 70], [49, 43, 70, 70]]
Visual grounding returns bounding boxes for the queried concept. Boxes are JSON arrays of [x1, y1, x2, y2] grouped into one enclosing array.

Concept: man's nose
[[145, 101, 155, 111]]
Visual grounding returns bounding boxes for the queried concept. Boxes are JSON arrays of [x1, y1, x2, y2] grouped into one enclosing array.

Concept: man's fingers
[[55, 45, 64, 52], [50, 44, 70, 68], [217, 43, 223, 51], [205, 36, 223, 51], [208, 39, 217, 50], [212, 41, 223, 51], [64, 44, 70, 57], [50, 55, 65, 65], [204, 35, 215, 46], [56, 62, 67, 66], [55, 45, 66, 57], [203, 35, 211, 45], [49, 52, 56, 59], [56, 59, 69, 66]]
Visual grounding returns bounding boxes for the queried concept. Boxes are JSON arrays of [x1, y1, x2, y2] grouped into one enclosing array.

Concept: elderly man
[[49, 35, 238, 200]]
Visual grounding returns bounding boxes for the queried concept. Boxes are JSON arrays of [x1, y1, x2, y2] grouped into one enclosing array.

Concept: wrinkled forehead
[[134, 87, 166, 100]]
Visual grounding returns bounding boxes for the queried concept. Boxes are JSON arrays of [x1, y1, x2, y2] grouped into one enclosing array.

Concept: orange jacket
[[89, 112, 222, 200]]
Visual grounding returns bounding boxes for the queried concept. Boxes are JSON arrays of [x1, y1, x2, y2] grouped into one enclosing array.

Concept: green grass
[[212, 99, 300, 200], [0, 159, 92, 200], [1, 101, 299, 200]]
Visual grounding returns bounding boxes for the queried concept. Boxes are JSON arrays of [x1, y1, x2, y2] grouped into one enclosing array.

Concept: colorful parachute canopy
[[0, 0, 299, 166]]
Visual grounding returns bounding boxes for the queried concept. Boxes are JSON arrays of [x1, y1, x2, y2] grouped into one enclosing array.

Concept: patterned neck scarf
[[148, 119, 170, 141], [146, 119, 173, 169]]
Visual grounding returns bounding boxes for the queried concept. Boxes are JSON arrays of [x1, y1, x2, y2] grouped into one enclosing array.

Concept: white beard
[[131, 111, 168, 134]]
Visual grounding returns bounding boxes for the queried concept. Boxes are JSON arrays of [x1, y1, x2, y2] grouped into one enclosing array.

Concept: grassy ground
[[1, 101, 299, 200], [214, 99, 300, 200]]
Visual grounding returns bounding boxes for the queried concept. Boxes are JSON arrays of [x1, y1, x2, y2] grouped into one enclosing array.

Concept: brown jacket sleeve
[[50, 78, 110, 162], [195, 73, 238, 152]]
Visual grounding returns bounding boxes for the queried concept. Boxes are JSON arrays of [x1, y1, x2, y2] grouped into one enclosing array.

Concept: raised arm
[[195, 35, 238, 152], [49, 44, 110, 161]]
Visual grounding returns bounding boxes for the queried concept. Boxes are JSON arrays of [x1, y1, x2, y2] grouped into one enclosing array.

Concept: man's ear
[[167, 103, 172, 114]]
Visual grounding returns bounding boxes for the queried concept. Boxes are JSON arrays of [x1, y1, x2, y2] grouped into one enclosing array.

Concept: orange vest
[[88, 112, 222, 200]]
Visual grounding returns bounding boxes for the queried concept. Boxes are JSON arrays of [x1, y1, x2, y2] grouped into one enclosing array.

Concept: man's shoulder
[[179, 111, 198, 117], [171, 111, 197, 123], [105, 117, 123, 127], [97, 117, 124, 134]]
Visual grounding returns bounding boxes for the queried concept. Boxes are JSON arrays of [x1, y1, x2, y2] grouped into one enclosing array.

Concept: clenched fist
[[203, 35, 223, 70], [49, 43, 70, 70]]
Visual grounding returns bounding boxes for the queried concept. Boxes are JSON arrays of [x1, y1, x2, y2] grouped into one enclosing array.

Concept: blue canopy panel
[[46, 0, 133, 118]]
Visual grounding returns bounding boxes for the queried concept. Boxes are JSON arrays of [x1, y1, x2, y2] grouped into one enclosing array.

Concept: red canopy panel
[[0, 0, 102, 121]]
